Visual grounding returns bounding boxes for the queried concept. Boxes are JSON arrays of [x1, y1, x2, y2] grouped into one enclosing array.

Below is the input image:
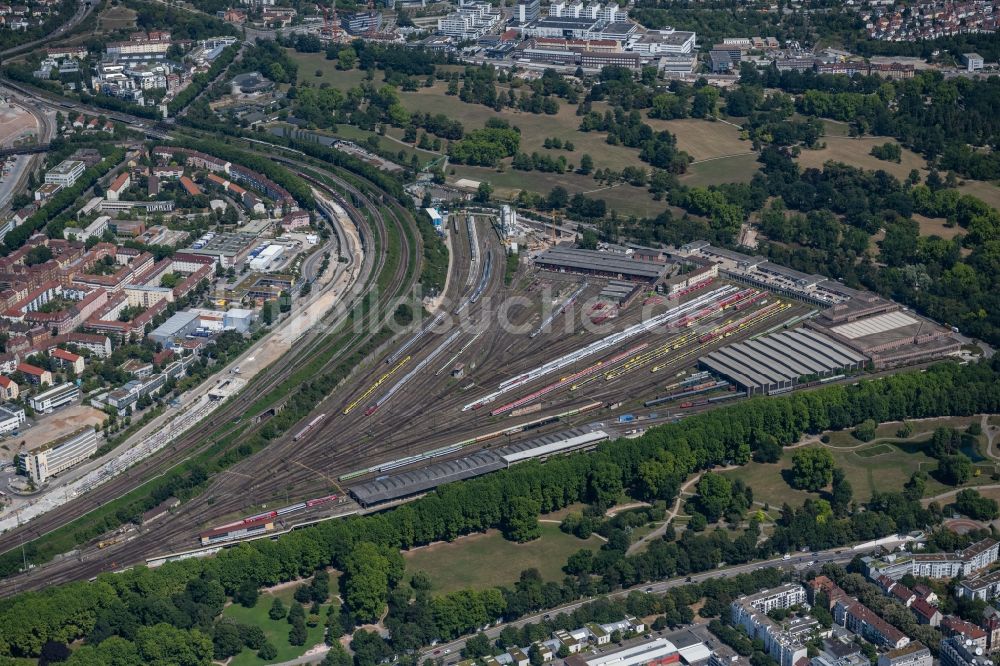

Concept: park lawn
[[223, 592, 329, 666], [98, 5, 137, 30], [398, 83, 653, 171], [822, 415, 981, 448], [680, 153, 760, 188], [720, 440, 970, 506], [912, 214, 964, 240], [796, 136, 928, 181], [292, 51, 372, 89], [957, 179, 1000, 211], [822, 119, 852, 137], [643, 118, 750, 161], [403, 523, 603, 594], [447, 166, 666, 218]]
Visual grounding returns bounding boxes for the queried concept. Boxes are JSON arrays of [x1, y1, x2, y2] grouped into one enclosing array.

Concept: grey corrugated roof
[[349, 450, 504, 505], [535, 247, 665, 279]]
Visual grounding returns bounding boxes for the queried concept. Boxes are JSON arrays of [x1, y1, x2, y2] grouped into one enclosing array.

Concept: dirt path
[[626, 469, 721, 555]]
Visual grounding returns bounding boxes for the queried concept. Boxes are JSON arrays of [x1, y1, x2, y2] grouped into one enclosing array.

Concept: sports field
[[403, 523, 603, 594]]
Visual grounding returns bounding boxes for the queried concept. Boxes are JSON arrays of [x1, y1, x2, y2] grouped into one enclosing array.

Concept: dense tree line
[[2, 147, 126, 254], [1, 360, 997, 658]]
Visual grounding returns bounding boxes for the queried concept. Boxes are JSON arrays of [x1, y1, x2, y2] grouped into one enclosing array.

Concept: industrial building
[[17, 427, 99, 484], [249, 245, 285, 272], [149, 311, 200, 344], [350, 428, 610, 506], [700, 328, 867, 395], [186, 232, 258, 268], [564, 638, 680, 666], [534, 247, 667, 283], [28, 382, 80, 413]]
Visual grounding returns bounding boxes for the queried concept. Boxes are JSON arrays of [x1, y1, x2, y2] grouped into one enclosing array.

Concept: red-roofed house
[[891, 584, 916, 607], [911, 598, 941, 627], [50, 348, 84, 374], [106, 172, 131, 201], [16, 362, 51, 386], [941, 616, 987, 650], [0, 375, 18, 400], [179, 176, 202, 196], [912, 584, 938, 605]]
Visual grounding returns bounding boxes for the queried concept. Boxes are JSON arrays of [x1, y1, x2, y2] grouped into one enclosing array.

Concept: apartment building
[[833, 600, 909, 650], [877, 642, 932, 666], [731, 585, 810, 666]]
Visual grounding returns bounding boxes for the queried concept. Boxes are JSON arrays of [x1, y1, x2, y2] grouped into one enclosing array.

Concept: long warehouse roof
[[700, 328, 868, 392], [350, 427, 613, 505], [498, 428, 609, 464], [535, 247, 666, 279], [349, 450, 505, 505]]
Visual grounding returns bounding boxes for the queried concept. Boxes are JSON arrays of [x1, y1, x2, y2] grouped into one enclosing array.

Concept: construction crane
[[364, 0, 380, 38], [321, 0, 346, 42]]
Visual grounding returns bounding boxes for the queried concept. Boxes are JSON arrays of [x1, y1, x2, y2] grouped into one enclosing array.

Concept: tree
[[938, 454, 973, 486], [269, 598, 287, 620], [476, 181, 493, 203], [39, 641, 72, 664], [696, 472, 733, 522], [235, 580, 259, 608], [831, 468, 853, 516], [503, 496, 541, 542], [852, 419, 878, 442], [323, 642, 353, 666], [955, 489, 999, 520], [463, 633, 492, 658], [578, 154, 594, 175], [289, 618, 307, 646], [213, 622, 244, 659], [754, 435, 783, 463], [351, 630, 389, 666], [790, 448, 835, 491], [258, 641, 278, 660]]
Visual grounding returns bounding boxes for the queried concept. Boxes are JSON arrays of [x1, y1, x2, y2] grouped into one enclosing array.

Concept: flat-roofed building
[[45, 159, 86, 187], [564, 638, 680, 666], [29, 382, 80, 413], [0, 404, 26, 435], [878, 642, 931, 666], [534, 246, 667, 282], [17, 427, 99, 483]]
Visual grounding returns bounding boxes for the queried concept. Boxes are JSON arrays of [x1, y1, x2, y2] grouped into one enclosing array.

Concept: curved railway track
[[0, 160, 422, 588]]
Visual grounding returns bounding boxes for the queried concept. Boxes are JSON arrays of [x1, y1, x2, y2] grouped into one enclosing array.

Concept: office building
[[44, 160, 86, 187], [29, 382, 81, 413], [0, 405, 26, 435], [17, 427, 99, 483]]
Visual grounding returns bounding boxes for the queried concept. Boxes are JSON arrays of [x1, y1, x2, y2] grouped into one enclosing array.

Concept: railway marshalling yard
[[6, 215, 821, 586]]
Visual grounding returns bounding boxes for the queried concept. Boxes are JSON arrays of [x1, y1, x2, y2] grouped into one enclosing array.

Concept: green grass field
[[680, 153, 760, 187], [403, 523, 603, 594], [223, 587, 329, 666], [722, 443, 972, 507], [293, 51, 372, 89]]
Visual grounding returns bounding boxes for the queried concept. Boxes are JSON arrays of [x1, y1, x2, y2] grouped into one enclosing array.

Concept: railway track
[[0, 159, 422, 590]]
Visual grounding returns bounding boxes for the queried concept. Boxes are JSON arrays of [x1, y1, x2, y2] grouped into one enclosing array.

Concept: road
[[0, 0, 94, 58], [263, 544, 877, 666]]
